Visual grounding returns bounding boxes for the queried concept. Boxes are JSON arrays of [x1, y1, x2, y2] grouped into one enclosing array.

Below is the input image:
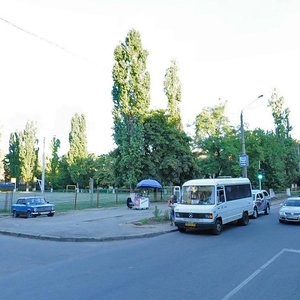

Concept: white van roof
[[182, 178, 250, 187]]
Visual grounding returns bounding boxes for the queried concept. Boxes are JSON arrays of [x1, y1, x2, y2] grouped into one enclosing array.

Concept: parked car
[[252, 189, 270, 218], [11, 196, 55, 218], [279, 197, 300, 223]]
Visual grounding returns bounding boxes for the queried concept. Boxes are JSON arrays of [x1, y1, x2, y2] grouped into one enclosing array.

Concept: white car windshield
[[182, 185, 215, 205], [284, 200, 300, 207]]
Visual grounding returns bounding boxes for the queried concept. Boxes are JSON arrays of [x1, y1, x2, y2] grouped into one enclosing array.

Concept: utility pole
[[240, 95, 264, 177]]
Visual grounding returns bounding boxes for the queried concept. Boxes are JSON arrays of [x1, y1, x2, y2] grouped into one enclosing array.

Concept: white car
[[252, 189, 271, 219], [279, 197, 300, 223]]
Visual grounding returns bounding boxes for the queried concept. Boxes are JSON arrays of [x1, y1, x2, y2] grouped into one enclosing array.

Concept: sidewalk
[[0, 202, 177, 242], [0, 199, 283, 243]]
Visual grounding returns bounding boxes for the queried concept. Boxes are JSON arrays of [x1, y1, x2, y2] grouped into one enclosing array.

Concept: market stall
[[127, 179, 162, 210]]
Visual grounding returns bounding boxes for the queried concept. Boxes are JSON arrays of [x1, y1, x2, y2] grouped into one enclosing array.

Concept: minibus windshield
[[182, 185, 215, 205]]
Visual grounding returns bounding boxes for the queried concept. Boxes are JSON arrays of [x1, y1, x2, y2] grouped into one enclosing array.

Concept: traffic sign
[[239, 154, 249, 167]]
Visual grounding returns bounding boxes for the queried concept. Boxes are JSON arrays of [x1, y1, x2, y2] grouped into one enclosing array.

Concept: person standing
[[168, 195, 176, 226]]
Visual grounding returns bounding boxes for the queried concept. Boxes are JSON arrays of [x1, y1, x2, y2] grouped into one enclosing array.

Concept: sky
[[1, 0, 300, 157]]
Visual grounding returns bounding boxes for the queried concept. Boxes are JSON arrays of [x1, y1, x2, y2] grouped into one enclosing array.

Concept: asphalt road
[[0, 203, 299, 300]]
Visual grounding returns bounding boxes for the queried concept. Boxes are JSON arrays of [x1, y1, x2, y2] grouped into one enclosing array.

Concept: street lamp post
[[240, 95, 264, 178]]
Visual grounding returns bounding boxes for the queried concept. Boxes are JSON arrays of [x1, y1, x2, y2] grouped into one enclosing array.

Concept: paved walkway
[[0, 199, 283, 242], [0, 202, 176, 242]]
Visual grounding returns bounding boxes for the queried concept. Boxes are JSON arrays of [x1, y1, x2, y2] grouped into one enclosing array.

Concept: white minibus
[[174, 178, 253, 235]]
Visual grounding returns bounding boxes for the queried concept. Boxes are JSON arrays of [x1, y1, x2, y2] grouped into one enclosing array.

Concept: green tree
[[94, 152, 115, 188], [67, 154, 97, 188], [267, 89, 299, 188], [56, 155, 72, 190], [67, 113, 88, 186], [268, 88, 292, 138], [112, 29, 150, 189], [5, 132, 22, 183], [164, 60, 182, 127], [46, 136, 61, 189], [0, 131, 3, 181], [67, 113, 87, 163], [194, 101, 238, 178], [19, 121, 38, 190], [143, 109, 199, 185]]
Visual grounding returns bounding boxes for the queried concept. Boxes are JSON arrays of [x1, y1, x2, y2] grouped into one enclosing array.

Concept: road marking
[[221, 248, 300, 300]]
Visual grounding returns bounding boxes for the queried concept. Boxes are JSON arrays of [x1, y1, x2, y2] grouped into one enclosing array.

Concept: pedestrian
[[168, 195, 176, 226], [127, 197, 134, 209]]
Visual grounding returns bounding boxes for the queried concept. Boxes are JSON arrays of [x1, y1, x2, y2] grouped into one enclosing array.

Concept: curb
[[0, 228, 178, 243]]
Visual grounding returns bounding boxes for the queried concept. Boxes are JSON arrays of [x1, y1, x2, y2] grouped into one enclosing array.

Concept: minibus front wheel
[[212, 218, 222, 235]]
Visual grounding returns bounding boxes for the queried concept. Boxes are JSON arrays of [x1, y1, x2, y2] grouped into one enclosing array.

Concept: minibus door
[[173, 186, 181, 203], [217, 186, 230, 223]]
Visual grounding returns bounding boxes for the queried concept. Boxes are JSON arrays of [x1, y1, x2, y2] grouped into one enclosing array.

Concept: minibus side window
[[225, 184, 251, 201], [217, 187, 225, 203]]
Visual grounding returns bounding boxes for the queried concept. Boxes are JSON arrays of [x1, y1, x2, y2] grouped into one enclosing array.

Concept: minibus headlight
[[204, 213, 213, 219]]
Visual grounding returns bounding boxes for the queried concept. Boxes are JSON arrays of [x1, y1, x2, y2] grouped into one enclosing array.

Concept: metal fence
[[3, 186, 295, 213], [0, 187, 173, 213]]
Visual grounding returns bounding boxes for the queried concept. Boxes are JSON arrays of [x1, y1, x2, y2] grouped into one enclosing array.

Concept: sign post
[[239, 154, 249, 167]]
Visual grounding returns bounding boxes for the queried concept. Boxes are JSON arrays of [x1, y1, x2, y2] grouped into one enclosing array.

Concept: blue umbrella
[[137, 179, 162, 189]]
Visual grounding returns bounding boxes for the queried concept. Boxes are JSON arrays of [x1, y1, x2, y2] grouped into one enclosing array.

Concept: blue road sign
[[239, 154, 249, 167]]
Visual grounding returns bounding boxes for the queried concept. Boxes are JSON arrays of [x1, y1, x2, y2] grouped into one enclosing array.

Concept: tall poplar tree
[[164, 60, 182, 127], [19, 121, 38, 190], [5, 132, 21, 183], [112, 29, 150, 188], [268, 89, 298, 186], [67, 113, 88, 186], [67, 113, 87, 162], [47, 136, 61, 189], [268, 88, 292, 138]]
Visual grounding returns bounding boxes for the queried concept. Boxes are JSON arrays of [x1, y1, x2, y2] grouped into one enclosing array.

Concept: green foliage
[[112, 29, 150, 119], [67, 113, 87, 163], [46, 136, 61, 189], [5, 132, 21, 183], [164, 60, 182, 127], [55, 155, 72, 189], [19, 121, 38, 188], [195, 100, 231, 141], [112, 29, 150, 188], [197, 132, 241, 178], [94, 152, 115, 188], [153, 205, 161, 219], [194, 98, 299, 190], [0, 132, 3, 181], [143, 109, 199, 185], [67, 154, 96, 188], [194, 101, 238, 178], [268, 89, 292, 138], [67, 114, 88, 186]]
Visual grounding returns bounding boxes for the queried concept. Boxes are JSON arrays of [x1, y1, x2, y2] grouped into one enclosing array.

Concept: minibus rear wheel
[[239, 212, 249, 226]]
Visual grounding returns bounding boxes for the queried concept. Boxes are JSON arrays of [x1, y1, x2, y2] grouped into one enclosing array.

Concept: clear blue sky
[[1, 0, 300, 156]]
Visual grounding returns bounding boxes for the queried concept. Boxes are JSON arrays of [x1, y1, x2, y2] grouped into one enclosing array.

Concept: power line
[[0, 16, 99, 66]]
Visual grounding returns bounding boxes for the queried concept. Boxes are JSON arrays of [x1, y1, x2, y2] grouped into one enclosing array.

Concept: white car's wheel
[[252, 207, 258, 219], [264, 205, 270, 215]]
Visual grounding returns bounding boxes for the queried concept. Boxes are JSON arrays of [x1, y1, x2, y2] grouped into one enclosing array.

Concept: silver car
[[279, 197, 300, 223]]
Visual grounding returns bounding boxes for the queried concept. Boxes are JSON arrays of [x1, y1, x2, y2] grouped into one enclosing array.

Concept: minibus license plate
[[185, 222, 196, 227]]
